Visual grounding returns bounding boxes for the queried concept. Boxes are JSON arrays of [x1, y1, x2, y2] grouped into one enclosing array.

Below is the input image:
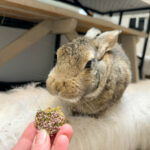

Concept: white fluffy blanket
[[0, 80, 150, 150]]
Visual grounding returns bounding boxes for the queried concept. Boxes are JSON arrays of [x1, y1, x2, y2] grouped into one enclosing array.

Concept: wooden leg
[[52, 18, 77, 34], [119, 35, 139, 82], [0, 18, 77, 66], [65, 30, 79, 41]]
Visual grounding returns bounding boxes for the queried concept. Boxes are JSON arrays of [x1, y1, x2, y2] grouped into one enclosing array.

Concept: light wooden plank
[[0, 4, 59, 22], [65, 31, 79, 41], [0, 7, 48, 22], [0, 18, 77, 66], [52, 19, 77, 34], [0, 0, 147, 37]]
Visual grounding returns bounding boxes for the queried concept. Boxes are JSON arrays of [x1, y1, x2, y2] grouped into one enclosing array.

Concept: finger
[[12, 122, 37, 150], [56, 124, 73, 142], [31, 130, 51, 150], [20, 122, 37, 141], [51, 124, 73, 150], [51, 124, 73, 145], [52, 135, 69, 150]]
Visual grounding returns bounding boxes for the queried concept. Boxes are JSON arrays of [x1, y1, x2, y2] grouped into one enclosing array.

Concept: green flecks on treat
[[35, 107, 66, 136]]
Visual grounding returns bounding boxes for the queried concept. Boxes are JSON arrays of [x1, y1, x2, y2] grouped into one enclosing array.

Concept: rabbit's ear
[[93, 30, 122, 59], [85, 28, 101, 39]]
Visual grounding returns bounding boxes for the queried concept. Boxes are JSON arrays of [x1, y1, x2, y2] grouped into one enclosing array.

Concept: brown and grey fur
[[46, 29, 131, 117]]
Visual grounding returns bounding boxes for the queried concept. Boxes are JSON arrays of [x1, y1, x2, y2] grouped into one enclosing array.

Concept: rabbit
[[0, 28, 150, 150], [46, 28, 131, 117]]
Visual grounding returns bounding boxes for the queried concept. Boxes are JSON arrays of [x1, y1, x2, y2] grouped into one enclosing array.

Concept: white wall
[[94, 13, 120, 25], [120, 11, 150, 57], [0, 26, 55, 82]]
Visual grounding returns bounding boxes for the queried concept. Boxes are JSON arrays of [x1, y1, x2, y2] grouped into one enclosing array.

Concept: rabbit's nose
[[46, 77, 64, 95], [54, 81, 62, 93]]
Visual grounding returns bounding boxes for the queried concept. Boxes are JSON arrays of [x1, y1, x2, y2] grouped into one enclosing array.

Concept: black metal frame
[[139, 11, 150, 78], [54, 34, 61, 65], [0, 16, 36, 29], [118, 12, 123, 25], [56, 0, 104, 15], [57, 0, 150, 15], [0, 81, 45, 91]]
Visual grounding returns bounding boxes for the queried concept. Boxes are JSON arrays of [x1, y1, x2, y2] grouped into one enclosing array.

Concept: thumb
[[31, 130, 51, 150]]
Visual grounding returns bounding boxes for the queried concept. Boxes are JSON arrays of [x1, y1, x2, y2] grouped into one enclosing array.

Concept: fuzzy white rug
[[0, 80, 150, 150]]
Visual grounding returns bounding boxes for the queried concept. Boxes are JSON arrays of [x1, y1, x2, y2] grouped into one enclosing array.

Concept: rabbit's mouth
[[57, 95, 82, 104], [56, 77, 100, 104]]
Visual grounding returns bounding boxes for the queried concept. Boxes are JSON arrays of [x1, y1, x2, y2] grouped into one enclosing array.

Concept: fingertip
[[34, 130, 48, 144], [28, 122, 36, 131], [61, 124, 73, 132], [59, 124, 73, 141], [53, 135, 69, 150], [58, 135, 69, 144], [31, 130, 51, 150]]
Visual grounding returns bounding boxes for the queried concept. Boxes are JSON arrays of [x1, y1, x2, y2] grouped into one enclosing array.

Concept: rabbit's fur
[[46, 29, 131, 116], [0, 28, 150, 150]]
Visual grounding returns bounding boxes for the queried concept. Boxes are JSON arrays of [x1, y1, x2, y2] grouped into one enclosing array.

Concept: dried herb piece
[[35, 107, 66, 135]]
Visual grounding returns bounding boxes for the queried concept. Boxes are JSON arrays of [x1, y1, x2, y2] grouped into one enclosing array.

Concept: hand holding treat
[[35, 107, 66, 136], [13, 122, 73, 150]]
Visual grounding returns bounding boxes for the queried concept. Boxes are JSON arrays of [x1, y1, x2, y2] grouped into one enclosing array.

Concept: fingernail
[[34, 130, 48, 144]]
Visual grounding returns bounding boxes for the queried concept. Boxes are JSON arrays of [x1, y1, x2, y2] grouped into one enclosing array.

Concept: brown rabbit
[[46, 28, 131, 117]]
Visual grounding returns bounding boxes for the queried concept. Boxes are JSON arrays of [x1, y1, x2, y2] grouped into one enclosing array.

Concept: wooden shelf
[[0, 0, 147, 37]]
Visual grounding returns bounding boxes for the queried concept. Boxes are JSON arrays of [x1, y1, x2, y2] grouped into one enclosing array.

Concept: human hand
[[13, 122, 73, 150]]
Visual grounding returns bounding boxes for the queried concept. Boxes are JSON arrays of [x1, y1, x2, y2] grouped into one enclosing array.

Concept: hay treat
[[35, 107, 66, 135]]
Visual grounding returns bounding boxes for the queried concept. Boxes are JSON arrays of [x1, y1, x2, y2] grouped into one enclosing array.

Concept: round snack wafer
[[35, 107, 66, 136]]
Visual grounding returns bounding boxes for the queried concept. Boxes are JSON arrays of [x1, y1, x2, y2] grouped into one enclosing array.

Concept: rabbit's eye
[[96, 33, 100, 37], [85, 60, 92, 68]]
